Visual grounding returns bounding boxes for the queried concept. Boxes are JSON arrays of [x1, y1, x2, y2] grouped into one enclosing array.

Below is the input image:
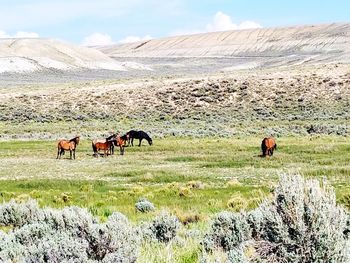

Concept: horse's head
[[148, 138, 153, 145], [73, 136, 80, 145]]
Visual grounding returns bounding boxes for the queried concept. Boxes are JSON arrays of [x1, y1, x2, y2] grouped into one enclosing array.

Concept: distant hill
[[98, 23, 350, 68], [0, 38, 150, 73]]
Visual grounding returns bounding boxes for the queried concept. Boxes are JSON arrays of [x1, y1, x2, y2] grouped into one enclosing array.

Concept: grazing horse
[[57, 136, 80, 160], [126, 130, 152, 147], [92, 134, 117, 155], [261, 137, 277, 157]]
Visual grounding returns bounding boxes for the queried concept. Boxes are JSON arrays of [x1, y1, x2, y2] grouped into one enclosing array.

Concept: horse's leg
[[73, 149, 76, 160], [70, 150, 72, 159], [131, 138, 134, 146], [138, 138, 142, 147], [57, 147, 60, 159], [120, 146, 124, 155]]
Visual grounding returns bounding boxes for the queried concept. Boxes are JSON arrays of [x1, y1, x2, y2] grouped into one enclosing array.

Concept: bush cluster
[[0, 203, 140, 262], [142, 211, 181, 243], [203, 174, 350, 263]]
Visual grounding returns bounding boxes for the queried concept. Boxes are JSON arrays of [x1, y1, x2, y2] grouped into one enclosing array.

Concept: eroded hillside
[[99, 23, 350, 68]]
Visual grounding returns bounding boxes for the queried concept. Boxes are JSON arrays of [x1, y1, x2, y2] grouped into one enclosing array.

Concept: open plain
[[0, 23, 350, 262]]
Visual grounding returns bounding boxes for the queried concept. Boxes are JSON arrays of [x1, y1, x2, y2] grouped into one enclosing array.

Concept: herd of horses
[[56, 130, 153, 159], [57, 131, 276, 160]]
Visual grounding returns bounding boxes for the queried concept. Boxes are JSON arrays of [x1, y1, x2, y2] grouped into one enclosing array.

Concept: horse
[[261, 137, 277, 157], [92, 134, 127, 156], [92, 133, 117, 156], [126, 130, 152, 147], [57, 136, 80, 160], [92, 139, 115, 157], [113, 134, 128, 155]]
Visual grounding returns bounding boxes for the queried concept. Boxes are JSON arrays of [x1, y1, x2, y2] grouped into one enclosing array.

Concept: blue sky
[[0, 0, 349, 45]]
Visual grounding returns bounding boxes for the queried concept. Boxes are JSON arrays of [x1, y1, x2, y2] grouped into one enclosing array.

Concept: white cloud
[[119, 35, 152, 44], [14, 31, 39, 38], [206, 11, 262, 32], [0, 30, 39, 38], [82, 33, 114, 46], [172, 11, 262, 37]]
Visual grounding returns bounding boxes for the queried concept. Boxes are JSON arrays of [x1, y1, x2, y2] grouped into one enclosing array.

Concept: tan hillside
[[98, 23, 350, 67], [0, 38, 150, 73]]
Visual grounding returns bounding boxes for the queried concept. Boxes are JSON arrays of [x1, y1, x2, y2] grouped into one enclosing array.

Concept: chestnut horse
[[92, 139, 115, 157], [115, 134, 128, 155], [92, 134, 117, 155], [57, 136, 80, 160], [92, 134, 127, 156], [261, 137, 277, 157]]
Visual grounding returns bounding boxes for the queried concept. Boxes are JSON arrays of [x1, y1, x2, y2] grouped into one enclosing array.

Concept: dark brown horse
[[261, 137, 277, 157], [57, 136, 80, 160], [126, 130, 152, 146]]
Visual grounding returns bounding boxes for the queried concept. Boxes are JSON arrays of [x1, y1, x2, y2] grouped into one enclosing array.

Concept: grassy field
[[0, 136, 349, 223]]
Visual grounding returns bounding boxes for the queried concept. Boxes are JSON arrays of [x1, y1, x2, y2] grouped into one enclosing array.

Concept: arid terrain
[[0, 23, 350, 263]]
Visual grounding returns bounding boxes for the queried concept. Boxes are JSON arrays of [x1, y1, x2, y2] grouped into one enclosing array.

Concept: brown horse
[[92, 134, 117, 156], [114, 134, 128, 155], [92, 134, 127, 156], [261, 137, 277, 157], [92, 139, 115, 157], [57, 136, 80, 160]]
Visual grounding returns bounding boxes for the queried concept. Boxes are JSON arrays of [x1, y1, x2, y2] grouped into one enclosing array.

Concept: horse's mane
[[106, 134, 117, 140], [120, 134, 128, 141], [69, 136, 79, 142], [141, 131, 152, 141], [69, 136, 80, 144]]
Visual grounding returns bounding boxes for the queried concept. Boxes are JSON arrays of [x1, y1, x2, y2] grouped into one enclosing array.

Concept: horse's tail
[[92, 141, 97, 153], [274, 143, 277, 151], [261, 138, 267, 155]]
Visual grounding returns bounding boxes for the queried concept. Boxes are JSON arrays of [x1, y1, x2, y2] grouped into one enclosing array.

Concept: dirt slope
[[98, 23, 350, 68], [0, 38, 150, 73]]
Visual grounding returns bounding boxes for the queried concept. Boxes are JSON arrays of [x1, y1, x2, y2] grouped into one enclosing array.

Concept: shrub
[[226, 194, 246, 212], [0, 199, 43, 227], [202, 211, 250, 253], [135, 198, 155, 213], [143, 211, 181, 243], [249, 174, 350, 263], [0, 200, 141, 263], [202, 175, 350, 263]]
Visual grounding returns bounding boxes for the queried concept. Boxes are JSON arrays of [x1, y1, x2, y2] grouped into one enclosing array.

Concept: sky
[[0, 0, 349, 46]]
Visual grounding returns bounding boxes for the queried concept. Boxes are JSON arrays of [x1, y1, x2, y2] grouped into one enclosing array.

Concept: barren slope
[[99, 23, 350, 68], [0, 38, 150, 73]]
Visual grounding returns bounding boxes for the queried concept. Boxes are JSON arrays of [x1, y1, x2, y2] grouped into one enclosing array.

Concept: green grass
[[0, 136, 349, 222]]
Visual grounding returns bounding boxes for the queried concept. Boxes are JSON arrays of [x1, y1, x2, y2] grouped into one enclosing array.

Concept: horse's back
[[93, 138, 106, 145], [58, 139, 69, 149], [263, 137, 276, 149], [127, 130, 138, 138]]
